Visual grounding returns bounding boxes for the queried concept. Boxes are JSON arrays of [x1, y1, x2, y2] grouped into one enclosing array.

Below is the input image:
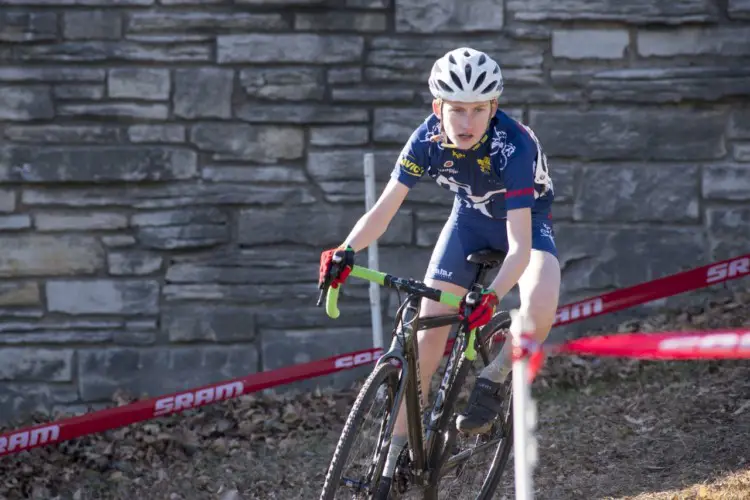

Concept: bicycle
[[317, 249, 516, 500]]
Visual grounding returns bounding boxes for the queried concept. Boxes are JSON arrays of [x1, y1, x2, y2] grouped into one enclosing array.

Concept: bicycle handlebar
[[323, 265, 463, 319]]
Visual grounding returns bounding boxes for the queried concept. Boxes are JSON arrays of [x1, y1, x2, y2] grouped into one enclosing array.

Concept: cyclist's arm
[[488, 207, 532, 299], [342, 179, 409, 252], [487, 134, 536, 298], [342, 123, 428, 252]]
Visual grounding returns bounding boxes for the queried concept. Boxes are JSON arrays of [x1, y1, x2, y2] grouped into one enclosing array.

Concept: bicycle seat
[[466, 249, 507, 268]]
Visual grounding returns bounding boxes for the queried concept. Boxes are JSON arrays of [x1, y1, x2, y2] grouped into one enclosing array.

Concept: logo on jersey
[[451, 150, 465, 159], [399, 155, 424, 177], [490, 129, 517, 171], [477, 156, 491, 174], [440, 168, 459, 174], [440, 160, 459, 174], [520, 124, 554, 198], [540, 222, 554, 243], [434, 174, 506, 218]]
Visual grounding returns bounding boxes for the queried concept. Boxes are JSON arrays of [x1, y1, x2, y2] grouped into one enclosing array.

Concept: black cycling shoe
[[455, 377, 505, 435]]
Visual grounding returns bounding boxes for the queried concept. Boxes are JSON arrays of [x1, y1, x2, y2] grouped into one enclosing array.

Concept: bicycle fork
[[368, 296, 429, 490]]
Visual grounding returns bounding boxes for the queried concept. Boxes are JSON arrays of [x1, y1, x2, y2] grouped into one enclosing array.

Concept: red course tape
[[556, 329, 750, 360], [552, 253, 750, 326], [0, 253, 748, 458], [522, 329, 750, 382], [0, 346, 384, 458]]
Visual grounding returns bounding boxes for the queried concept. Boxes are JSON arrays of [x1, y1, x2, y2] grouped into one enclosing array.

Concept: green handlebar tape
[[325, 265, 463, 319], [439, 291, 462, 308], [350, 265, 386, 285], [325, 285, 341, 319]]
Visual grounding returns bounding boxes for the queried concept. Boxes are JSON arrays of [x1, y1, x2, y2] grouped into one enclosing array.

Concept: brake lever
[[459, 290, 480, 332], [316, 287, 327, 307], [316, 254, 345, 307]]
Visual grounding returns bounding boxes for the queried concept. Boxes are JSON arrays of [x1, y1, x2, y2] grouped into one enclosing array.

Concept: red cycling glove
[[318, 245, 354, 289], [459, 289, 499, 331]]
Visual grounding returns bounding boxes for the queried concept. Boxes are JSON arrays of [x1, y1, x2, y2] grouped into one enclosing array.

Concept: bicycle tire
[[473, 312, 515, 500], [423, 353, 472, 500], [429, 312, 515, 500], [475, 378, 513, 499], [319, 360, 401, 500]]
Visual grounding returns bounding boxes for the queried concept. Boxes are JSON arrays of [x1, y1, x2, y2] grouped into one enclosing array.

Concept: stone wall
[[0, 0, 749, 422]]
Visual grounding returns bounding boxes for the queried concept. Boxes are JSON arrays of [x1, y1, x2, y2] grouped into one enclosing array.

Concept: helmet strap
[[430, 99, 457, 148]]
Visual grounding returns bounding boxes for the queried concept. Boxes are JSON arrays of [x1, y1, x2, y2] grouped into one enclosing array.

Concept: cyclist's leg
[[493, 218, 560, 376], [458, 218, 560, 434], [485, 247, 560, 380], [381, 209, 481, 479]]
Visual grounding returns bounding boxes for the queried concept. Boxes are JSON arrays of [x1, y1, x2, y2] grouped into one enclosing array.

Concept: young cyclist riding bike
[[318, 47, 561, 495]]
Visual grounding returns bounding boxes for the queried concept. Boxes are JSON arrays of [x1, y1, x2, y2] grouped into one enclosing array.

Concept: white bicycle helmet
[[428, 47, 504, 103]]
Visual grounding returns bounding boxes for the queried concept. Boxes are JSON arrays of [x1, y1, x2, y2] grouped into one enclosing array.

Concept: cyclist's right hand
[[318, 245, 355, 290]]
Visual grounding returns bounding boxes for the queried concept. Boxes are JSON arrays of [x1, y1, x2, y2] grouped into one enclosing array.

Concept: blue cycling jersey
[[390, 110, 554, 220]]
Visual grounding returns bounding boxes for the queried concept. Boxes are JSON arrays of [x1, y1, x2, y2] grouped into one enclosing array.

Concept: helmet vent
[[481, 81, 498, 94], [437, 80, 453, 92], [473, 71, 487, 91], [449, 70, 463, 90]]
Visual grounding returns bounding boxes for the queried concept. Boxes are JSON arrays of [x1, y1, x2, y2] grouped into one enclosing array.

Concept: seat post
[[472, 264, 492, 288], [467, 249, 507, 289]]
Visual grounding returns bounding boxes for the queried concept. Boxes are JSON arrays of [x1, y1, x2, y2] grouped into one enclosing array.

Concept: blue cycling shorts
[[425, 208, 558, 289]]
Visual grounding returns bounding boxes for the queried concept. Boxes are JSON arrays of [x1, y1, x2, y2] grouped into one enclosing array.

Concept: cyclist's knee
[[517, 250, 561, 337], [514, 300, 555, 340]]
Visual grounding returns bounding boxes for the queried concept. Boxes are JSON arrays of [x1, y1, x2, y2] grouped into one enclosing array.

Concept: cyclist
[[318, 47, 561, 492]]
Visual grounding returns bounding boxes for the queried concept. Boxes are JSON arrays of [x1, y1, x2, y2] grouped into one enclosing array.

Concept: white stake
[[363, 152, 383, 349], [512, 332, 538, 500]]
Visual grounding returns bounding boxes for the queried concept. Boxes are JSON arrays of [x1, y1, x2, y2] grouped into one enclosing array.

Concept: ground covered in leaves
[[1, 290, 749, 500]]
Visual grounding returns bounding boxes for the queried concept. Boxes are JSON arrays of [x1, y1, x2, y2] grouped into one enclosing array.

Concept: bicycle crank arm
[[440, 436, 504, 475]]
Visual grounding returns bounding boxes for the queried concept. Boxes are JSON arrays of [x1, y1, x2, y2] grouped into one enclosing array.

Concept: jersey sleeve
[[390, 122, 430, 189], [502, 136, 536, 211]]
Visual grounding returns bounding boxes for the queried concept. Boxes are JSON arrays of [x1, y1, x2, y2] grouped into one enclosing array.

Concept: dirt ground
[[1, 290, 748, 500]]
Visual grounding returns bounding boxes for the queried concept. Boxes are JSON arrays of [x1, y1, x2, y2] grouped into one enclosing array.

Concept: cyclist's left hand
[[459, 289, 499, 331]]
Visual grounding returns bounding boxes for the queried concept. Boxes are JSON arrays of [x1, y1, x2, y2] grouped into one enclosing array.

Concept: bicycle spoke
[[442, 435, 504, 474]]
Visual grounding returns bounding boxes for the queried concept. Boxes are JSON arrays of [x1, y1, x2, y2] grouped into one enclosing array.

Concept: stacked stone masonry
[[0, 0, 748, 422]]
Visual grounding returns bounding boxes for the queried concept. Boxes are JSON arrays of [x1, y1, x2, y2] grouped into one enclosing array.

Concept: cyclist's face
[[434, 99, 495, 149]]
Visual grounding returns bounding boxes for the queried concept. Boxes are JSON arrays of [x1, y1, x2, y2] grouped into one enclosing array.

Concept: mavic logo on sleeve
[[399, 155, 424, 177]]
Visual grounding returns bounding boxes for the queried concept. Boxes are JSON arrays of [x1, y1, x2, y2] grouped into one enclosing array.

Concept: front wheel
[[319, 360, 402, 500]]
